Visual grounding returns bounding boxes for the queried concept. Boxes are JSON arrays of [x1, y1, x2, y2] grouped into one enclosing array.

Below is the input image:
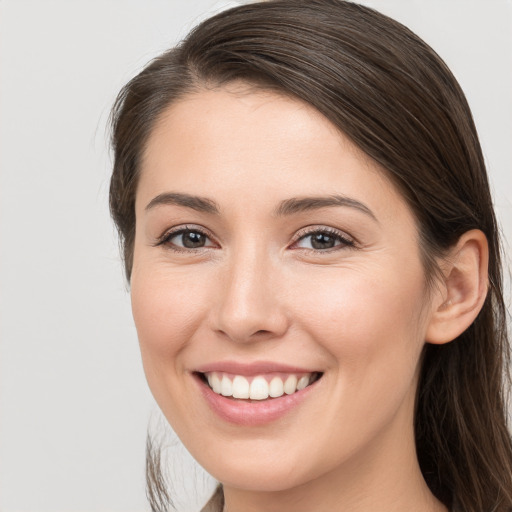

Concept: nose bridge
[[212, 240, 288, 343]]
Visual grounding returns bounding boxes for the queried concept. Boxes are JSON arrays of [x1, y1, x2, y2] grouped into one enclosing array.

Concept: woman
[[109, 1, 512, 511]]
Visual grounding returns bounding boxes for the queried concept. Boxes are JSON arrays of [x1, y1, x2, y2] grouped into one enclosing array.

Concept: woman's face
[[131, 85, 436, 491]]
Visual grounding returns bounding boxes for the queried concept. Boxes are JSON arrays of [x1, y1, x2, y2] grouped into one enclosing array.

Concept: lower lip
[[193, 373, 321, 426]]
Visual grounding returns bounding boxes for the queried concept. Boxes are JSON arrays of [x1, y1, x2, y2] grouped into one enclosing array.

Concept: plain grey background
[[1, 1, 511, 511]]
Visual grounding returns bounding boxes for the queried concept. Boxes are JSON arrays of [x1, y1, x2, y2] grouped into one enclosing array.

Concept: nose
[[209, 245, 289, 344]]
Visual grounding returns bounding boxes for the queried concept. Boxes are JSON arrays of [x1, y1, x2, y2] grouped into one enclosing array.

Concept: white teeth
[[269, 377, 284, 398], [284, 375, 298, 395], [204, 371, 319, 399], [211, 373, 222, 394], [220, 375, 232, 396], [297, 375, 310, 390], [232, 375, 250, 399], [250, 376, 269, 400]]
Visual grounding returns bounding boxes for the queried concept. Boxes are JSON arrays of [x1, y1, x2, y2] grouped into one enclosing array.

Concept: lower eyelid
[[293, 240, 353, 251]]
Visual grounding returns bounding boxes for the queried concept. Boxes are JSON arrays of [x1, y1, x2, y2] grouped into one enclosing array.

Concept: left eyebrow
[[274, 195, 378, 222]]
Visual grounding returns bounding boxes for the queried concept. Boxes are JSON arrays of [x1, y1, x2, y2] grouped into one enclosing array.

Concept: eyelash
[[155, 225, 355, 254]]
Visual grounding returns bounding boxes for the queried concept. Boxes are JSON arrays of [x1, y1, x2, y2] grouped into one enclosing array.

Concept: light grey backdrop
[[1, 1, 511, 511]]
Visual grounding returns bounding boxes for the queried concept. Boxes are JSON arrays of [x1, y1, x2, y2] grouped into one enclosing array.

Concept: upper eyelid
[[292, 225, 354, 243]]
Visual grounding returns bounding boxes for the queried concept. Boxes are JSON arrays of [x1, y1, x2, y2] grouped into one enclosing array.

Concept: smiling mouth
[[197, 371, 323, 401]]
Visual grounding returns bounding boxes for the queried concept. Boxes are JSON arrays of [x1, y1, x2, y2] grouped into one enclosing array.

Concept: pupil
[[311, 233, 335, 249], [183, 230, 205, 248]]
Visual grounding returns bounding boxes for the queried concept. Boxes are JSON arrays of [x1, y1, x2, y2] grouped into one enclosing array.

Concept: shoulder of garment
[[200, 484, 224, 512]]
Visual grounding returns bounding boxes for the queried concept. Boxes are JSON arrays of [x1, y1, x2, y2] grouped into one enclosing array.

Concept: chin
[[208, 463, 310, 493], [188, 436, 333, 493]]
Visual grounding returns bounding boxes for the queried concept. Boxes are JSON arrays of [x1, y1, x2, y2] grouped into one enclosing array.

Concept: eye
[[292, 228, 354, 251], [157, 226, 216, 251]]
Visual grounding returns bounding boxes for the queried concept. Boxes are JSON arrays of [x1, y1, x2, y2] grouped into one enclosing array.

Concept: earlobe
[[425, 229, 489, 345]]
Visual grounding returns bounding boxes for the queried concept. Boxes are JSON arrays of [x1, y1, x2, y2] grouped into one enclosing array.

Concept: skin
[[130, 84, 488, 512]]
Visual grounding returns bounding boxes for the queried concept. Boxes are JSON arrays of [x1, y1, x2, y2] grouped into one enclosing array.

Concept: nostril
[[254, 329, 272, 336]]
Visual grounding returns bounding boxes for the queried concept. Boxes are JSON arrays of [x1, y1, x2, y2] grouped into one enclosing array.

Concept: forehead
[[142, 84, 353, 166]]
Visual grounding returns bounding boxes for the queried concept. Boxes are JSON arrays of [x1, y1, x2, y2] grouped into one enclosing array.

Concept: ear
[[425, 229, 489, 345]]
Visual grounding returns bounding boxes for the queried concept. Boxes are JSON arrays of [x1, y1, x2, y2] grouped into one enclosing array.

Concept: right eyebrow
[[145, 192, 220, 215]]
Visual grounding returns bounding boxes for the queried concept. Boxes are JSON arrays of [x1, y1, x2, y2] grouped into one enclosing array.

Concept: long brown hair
[[109, 1, 512, 510]]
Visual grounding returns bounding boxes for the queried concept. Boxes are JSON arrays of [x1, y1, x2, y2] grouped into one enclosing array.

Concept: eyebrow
[[145, 192, 220, 214], [274, 195, 377, 221], [145, 192, 377, 221]]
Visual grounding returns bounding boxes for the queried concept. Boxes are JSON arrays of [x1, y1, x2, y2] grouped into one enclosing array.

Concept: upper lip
[[194, 360, 320, 376]]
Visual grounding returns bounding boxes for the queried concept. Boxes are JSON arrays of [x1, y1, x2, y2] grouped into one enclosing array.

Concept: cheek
[[283, 264, 429, 463], [292, 262, 428, 379], [130, 264, 212, 376], [129, 262, 221, 431]]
